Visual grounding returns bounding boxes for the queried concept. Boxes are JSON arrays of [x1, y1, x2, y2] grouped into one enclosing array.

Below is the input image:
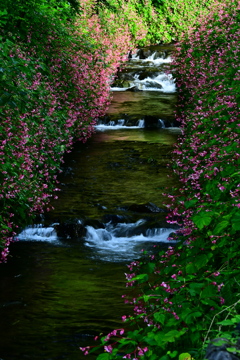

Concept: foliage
[[0, 0, 132, 261], [92, 0, 233, 45], [0, 0, 79, 41], [80, 1, 240, 359]]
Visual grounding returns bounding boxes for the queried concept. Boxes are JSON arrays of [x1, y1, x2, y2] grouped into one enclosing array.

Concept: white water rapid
[[95, 118, 145, 130], [17, 224, 58, 243], [16, 221, 176, 262], [96, 46, 177, 131], [84, 221, 176, 261], [110, 51, 176, 93]]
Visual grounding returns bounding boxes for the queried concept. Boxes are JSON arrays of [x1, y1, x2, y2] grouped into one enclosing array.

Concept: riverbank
[[0, 0, 233, 262], [0, 48, 180, 360], [0, 0, 132, 262], [87, 2, 240, 359]]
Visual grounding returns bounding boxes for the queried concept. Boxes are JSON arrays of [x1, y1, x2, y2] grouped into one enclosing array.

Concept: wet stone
[[126, 202, 166, 213]]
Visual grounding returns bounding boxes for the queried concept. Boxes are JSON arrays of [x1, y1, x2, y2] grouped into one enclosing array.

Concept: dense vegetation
[[0, 0, 132, 261], [0, 0, 232, 263], [1, 0, 239, 358], [80, 0, 240, 359]]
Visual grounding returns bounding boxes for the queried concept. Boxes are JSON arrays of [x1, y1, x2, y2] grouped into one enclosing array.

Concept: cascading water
[[84, 221, 176, 262], [17, 224, 58, 242], [0, 44, 180, 360], [97, 45, 178, 130], [17, 220, 176, 263], [111, 48, 175, 93], [158, 119, 165, 128]]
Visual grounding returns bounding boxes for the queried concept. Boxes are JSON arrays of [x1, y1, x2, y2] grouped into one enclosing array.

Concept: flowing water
[[0, 44, 180, 360]]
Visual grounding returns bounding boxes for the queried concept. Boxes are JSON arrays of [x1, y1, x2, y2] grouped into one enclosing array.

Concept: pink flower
[[104, 345, 113, 353]]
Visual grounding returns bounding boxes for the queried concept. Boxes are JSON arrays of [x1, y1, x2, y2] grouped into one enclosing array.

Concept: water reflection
[[0, 241, 130, 360]]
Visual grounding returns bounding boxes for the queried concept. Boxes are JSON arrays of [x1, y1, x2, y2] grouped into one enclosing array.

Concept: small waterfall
[[17, 224, 58, 242], [86, 226, 112, 242], [158, 119, 165, 128], [138, 119, 145, 128], [130, 51, 172, 65], [111, 49, 176, 93], [95, 119, 145, 130], [84, 221, 176, 262], [147, 52, 157, 61], [98, 45, 178, 130], [118, 119, 125, 126], [146, 228, 169, 237], [149, 56, 172, 65], [16, 221, 176, 262]]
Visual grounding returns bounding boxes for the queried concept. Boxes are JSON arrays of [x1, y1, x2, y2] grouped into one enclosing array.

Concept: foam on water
[[84, 220, 176, 261], [111, 52, 176, 93], [15, 221, 176, 262], [17, 224, 58, 243], [95, 119, 145, 131], [131, 53, 172, 64]]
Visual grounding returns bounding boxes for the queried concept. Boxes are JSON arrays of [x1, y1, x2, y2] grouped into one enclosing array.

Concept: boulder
[[144, 80, 162, 90], [127, 202, 166, 213], [144, 116, 160, 129], [103, 214, 129, 224], [56, 219, 85, 239], [125, 86, 142, 92], [137, 48, 152, 59]]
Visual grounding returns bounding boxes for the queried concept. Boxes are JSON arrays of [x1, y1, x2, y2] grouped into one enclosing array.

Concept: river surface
[[0, 45, 180, 360]]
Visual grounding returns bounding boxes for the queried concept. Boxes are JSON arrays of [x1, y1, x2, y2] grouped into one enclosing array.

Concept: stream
[[0, 44, 180, 360]]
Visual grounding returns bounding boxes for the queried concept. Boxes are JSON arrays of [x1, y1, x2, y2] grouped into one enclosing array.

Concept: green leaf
[[146, 262, 156, 273], [96, 353, 111, 360], [231, 212, 240, 231], [179, 353, 192, 360], [226, 347, 240, 354], [182, 308, 202, 324], [153, 312, 165, 325], [159, 356, 169, 360], [168, 350, 178, 358], [185, 262, 197, 274], [186, 254, 212, 274], [201, 299, 218, 308], [0, 9, 8, 16], [188, 282, 204, 296], [184, 199, 198, 209], [163, 330, 182, 342], [213, 220, 229, 234], [230, 171, 240, 177], [232, 222, 240, 231], [232, 213, 240, 223], [201, 284, 216, 298], [192, 213, 212, 229], [130, 273, 148, 283], [149, 354, 158, 360], [217, 319, 235, 326]]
